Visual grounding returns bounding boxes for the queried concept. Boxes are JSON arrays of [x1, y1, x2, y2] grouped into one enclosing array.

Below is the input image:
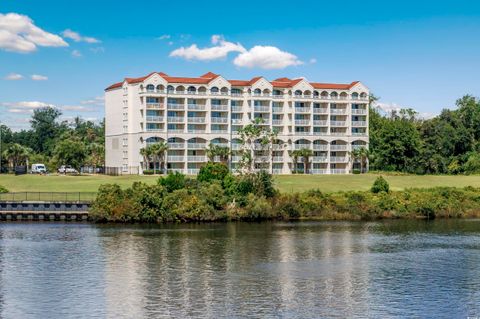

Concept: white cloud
[[1, 101, 53, 109], [4, 73, 23, 80], [62, 29, 100, 43], [61, 105, 94, 112], [374, 102, 402, 113], [31, 74, 48, 81], [90, 46, 105, 53], [0, 13, 68, 53], [233, 45, 303, 69], [309, 58, 317, 64], [8, 108, 33, 114], [80, 96, 104, 105], [71, 49, 82, 57], [157, 34, 170, 40], [170, 34, 246, 61]]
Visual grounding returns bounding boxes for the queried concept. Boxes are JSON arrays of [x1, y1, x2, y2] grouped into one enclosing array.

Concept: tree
[[30, 107, 63, 155], [86, 143, 105, 171], [54, 139, 87, 173], [299, 148, 313, 174], [3, 143, 29, 169], [205, 143, 230, 164], [371, 176, 389, 193], [289, 150, 302, 174], [140, 146, 152, 171], [149, 142, 168, 174]]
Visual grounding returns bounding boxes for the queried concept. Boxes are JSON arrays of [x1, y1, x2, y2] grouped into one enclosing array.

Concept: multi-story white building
[[105, 72, 369, 175]]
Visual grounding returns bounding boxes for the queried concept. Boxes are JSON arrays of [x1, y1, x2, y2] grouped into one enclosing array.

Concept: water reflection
[[0, 220, 479, 318]]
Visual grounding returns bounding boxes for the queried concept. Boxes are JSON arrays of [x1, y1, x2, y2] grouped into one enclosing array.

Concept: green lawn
[[3, 173, 480, 193]]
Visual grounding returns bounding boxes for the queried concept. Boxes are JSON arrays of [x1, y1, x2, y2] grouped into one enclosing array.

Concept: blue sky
[[1, 0, 480, 130]]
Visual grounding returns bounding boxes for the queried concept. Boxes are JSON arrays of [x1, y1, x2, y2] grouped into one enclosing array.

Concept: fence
[[0, 192, 97, 203], [104, 166, 140, 176]]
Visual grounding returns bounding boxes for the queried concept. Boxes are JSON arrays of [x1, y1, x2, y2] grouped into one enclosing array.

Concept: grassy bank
[[3, 173, 480, 193]]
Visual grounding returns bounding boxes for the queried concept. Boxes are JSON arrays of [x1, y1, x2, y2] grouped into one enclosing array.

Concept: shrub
[[158, 172, 186, 192], [242, 194, 274, 220], [89, 184, 138, 222], [142, 169, 155, 175], [162, 189, 216, 222], [352, 169, 361, 174], [371, 176, 390, 193], [197, 162, 230, 184], [0, 185, 8, 193]]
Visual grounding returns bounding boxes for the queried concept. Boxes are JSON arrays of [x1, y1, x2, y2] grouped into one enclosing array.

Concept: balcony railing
[[231, 118, 243, 124], [254, 105, 270, 112], [330, 145, 348, 151], [272, 94, 284, 99], [313, 144, 328, 151], [211, 105, 228, 111], [187, 169, 200, 175], [352, 121, 367, 126], [168, 129, 185, 134], [330, 156, 347, 163], [313, 108, 328, 114], [313, 131, 328, 136], [146, 103, 164, 109], [294, 144, 311, 150], [168, 143, 185, 149], [330, 121, 346, 126], [188, 143, 206, 149], [331, 169, 346, 174], [167, 168, 184, 174], [168, 117, 185, 123], [272, 156, 283, 162], [231, 92, 243, 97], [231, 106, 243, 112], [272, 119, 283, 125], [187, 129, 206, 133], [255, 156, 270, 162], [167, 103, 185, 110], [330, 109, 347, 114], [146, 116, 164, 122], [295, 119, 310, 125], [167, 156, 184, 162], [256, 119, 270, 125], [352, 109, 367, 115], [231, 156, 242, 162], [187, 117, 206, 123], [352, 132, 368, 136], [295, 107, 311, 113], [211, 129, 228, 134], [187, 156, 206, 162], [352, 145, 367, 150], [145, 128, 163, 132], [211, 117, 228, 124], [272, 107, 283, 113], [231, 144, 242, 150], [311, 169, 328, 174], [312, 156, 328, 162], [313, 120, 327, 126], [188, 104, 206, 110], [211, 142, 228, 148]]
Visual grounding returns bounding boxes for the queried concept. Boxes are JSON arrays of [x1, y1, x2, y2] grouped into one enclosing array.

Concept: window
[[146, 84, 155, 92]]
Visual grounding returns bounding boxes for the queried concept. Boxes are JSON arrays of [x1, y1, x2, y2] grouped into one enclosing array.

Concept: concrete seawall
[[0, 202, 90, 221]]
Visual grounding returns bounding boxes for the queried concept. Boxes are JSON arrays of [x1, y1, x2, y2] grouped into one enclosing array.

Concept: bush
[[371, 176, 389, 193], [89, 184, 138, 222], [142, 169, 155, 175], [158, 172, 186, 192], [0, 185, 8, 193], [197, 162, 230, 183], [352, 169, 361, 174]]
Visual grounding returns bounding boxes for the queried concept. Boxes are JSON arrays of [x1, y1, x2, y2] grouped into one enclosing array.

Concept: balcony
[[211, 104, 228, 111], [313, 144, 328, 151], [330, 121, 346, 126], [313, 108, 328, 114], [256, 118, 270, 125], [255, 156, 270, 162], [146, 103, 164, 109], [168, 117, 185, 123], [231, 144, 242, 150], [352, 145, 367, 150], [188, 104, 206, 111], [295, 107, 311, 113], [187, 129, 206, 133], [167, 156, 185, 162], [211, 129, 228, 134], [352, 132, 368, 136], [272, 156, 283, 162], [231, 156, 242, 162], [331, 131, 348, 136], [187, 169, 200, 175], [187, 156, 206, 162], [330, 109, 347, 114], [272, 94, 284, 99], [294, 144, 311, 150], [167, 168, 184, 174], [254, 143, 266, 150], [254, 105, 270, 112], [313, 131, 328, 136], [168, 129, 185, 134], [167, 103, 185, 110], [231, 118, 243, 124], [188, 143, 206, 149], [312, 156, 328, 162], [272, 119, 283, 125], [231, 92, 243, 97], [331, 169, 347, 174], [352, 109, 367, 115], [145, 128, 163, 132], [330, 156, 347, 163], [168, 143, 185, 149], [311, 169, 328, 174], [211, 117, 228, 124], [295, 119, 310, 125], [272, 144, 283, 150], [146, 116, 164, 122], [231, 106, 243, 112], [272, 107, 283, 113], [188, 117, 206, 124], [211, 142, 228, 148], [313, 120, 327, 126], [352, 121, 367, 126], [330, 145, 348, 151]]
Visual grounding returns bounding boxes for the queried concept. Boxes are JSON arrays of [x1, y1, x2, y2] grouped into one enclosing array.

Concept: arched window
[[351, 92, 359, 100], [330, 91, 338, 99], [210, 87, 219, 94], [187, 86, 196, 94], [220, 87, 229, 95], [294, 90, 302, 96], [254, 88, 261, 96], [167, 85, 175, 93], [360, 92, 368, 99], [313, 91, 319, 97], [156, 84, 164, 92], [146, 84, 155, 92]]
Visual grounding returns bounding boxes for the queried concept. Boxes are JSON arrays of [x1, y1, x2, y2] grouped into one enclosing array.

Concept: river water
[[0, 220, 479, 318]]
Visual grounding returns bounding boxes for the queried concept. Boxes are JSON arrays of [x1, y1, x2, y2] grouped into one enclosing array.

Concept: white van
[[31, 163, 47, 174]]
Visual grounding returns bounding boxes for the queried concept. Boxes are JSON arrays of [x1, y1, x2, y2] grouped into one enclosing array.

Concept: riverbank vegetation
[[89, 166, 480, 222]]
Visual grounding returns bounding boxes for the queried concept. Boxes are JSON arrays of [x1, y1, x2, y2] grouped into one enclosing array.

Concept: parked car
[[57, 165, 78, 174], [31, 163, 47, 174]]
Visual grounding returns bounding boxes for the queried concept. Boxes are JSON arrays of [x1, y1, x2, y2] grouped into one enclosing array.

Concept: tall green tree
[[30, 107, 64, 155], [54, 138, 87, 172]]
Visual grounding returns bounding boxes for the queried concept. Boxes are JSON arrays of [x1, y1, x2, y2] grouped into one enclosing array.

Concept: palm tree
[[350, 148, 361, 173], [3, 143, 29, 170], [289, 150, 302, 174], [299, 148, 313, 174], [140, 146, 151, 171], [358, 147, 369, 173], [206, 143, 230, 164], [149, 142, 168, 174]]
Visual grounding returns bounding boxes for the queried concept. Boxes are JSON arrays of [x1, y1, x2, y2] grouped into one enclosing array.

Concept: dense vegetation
[[369, 95, 480, 174], [1, 107, 104, 172], [90, 167, 480, 222]]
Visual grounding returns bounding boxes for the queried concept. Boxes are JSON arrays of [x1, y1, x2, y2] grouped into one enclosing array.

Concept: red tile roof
[[105, 72, 361, 91]]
